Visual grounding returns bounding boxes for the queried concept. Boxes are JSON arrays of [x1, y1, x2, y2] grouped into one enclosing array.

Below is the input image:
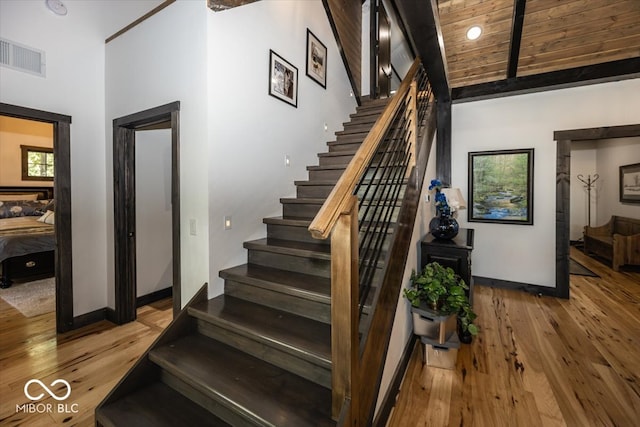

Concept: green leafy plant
[[404, 262, 478, 336]]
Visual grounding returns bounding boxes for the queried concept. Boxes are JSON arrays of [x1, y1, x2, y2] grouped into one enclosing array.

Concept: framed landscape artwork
[[305, 29, 327, 88], [468, 148, 534, 225], [620, 163, 640, 203], [268, 49, 298, 107]]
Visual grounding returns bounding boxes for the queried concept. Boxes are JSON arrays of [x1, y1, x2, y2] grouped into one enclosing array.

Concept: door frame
[[0, 102, 74, 332], [112, 101, 181, 324]]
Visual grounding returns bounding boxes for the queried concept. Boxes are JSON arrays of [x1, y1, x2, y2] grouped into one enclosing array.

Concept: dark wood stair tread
[[219, 263, 330, 303], [150, 334, 334, 427], [263, 216, 312, 227], [244, 238, 331, 259], [96, 381, 230, 427], [189, 295, 331, 364], [280, 197, 326, 204]]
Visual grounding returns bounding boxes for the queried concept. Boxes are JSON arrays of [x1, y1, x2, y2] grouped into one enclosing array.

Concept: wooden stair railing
[[308, 57, 435, 424]]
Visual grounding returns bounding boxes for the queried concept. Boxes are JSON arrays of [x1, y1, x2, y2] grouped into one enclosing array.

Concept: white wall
[[451, 78, 640, 287], [136, 129, 173, 297], [595, 137, 640, 221], [106, 0, 210, 307], [206, 0, 357, 296], [570, 141, 598, 239], [0, 0, 165, 317]]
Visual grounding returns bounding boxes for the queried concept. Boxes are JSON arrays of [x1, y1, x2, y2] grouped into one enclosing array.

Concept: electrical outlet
[[224, 216, 232, 230]]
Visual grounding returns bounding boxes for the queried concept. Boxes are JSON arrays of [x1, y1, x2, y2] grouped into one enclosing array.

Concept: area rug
[[0, 277, 55, 317], [569, 258, 599, 277]]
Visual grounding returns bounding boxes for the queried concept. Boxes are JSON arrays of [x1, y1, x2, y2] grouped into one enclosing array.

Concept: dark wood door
[[377, 2, 391, 98]]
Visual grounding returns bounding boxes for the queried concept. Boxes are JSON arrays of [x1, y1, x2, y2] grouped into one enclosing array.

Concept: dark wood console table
[[420, 228, 474, 306]]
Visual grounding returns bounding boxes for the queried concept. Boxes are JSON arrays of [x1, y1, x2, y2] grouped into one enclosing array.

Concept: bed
[[0, 187, 55, 288]]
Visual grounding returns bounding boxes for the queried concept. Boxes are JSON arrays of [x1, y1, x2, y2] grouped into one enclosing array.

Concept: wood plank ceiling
[[437, 0, 640, 89]]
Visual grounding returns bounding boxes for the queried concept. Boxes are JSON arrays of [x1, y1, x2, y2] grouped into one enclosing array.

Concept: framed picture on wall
[[305, 29, 327, 88], [468, 148, 534, 225], [268, 49, 298, 107], [620, 162, 640, 203]]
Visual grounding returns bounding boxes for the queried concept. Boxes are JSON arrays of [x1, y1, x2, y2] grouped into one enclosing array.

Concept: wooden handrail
[[308, 58, 422, 240], [308, 58, 432, 423]]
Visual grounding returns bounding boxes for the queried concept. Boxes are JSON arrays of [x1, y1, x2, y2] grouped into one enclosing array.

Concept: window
[[21, 145, 54, 181]]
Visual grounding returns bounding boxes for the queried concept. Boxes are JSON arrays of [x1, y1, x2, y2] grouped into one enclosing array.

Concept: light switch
[[224, 216, 232, 230], [189, 219, 197, 236]]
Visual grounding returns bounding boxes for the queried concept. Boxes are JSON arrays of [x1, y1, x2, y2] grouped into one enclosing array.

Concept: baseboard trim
[[372, 334, 419, 427], [70, 289, 172, 330], [136, 287, 172, 308], [474, 276, 558, 297], [73, 308, 108, 329], [106, 307, 117, 324]]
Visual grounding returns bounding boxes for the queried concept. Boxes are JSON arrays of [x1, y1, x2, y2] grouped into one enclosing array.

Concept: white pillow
[[37, 210, 55, 225], [0, 193, 38, 201]]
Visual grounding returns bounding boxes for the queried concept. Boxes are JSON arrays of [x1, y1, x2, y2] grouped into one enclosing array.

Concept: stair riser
[[196, 320, 332, 388], [297, 184, 334, 199], [342, 114, 378, 126], [318, 153, 356, 166], [336, 133, 369, 143], [160, 370, 252, 426], [282, 202, 322, 219], [248, 251, 330, 278], [310, 165, 405, 183], [267, 223, 329, 245], [340, 122, 375, 134], [308, 167, 346, 181], [225, 279, 330, 324], [356, 104, 387, 114], [328, 141, 362, 152]]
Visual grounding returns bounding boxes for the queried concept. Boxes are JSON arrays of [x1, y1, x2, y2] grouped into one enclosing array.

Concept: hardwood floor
[[1, 246, 638, 426], [388, 246, 640, 427], [0, 297, 172, 427]]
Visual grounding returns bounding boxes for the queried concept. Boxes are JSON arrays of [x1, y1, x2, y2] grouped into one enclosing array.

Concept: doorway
[[112, 102, 180, 324], [0, 102, 74, 332], [554, 124, 640, 299]]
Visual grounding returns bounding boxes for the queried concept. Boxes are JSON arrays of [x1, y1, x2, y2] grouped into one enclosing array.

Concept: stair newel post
[[406, 79, 418, 177], [330, 194, 360, 424]]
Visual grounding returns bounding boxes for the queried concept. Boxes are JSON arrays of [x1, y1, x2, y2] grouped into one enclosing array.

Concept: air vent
[[0, 38, 46, 77]]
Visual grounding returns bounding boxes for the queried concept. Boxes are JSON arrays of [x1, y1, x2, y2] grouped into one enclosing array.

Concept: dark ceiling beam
[[207, 0, 259, 12], [394, 0, 451, 102], [452, 57, 640, 103], [507, 0, 527, 78]]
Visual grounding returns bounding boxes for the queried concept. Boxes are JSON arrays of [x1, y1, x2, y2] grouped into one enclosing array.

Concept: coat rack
[[577, 174, 599, 227]]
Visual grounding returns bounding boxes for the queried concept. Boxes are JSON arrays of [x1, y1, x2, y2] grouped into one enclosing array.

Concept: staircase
[[96, 98, 391, 426]]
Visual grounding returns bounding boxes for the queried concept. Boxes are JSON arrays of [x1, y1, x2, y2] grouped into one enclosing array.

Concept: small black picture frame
[[468, 148, 534, 225], [305, 29, 327, 88], [268, 49, 298, 107], [620, 162, 640, 203]]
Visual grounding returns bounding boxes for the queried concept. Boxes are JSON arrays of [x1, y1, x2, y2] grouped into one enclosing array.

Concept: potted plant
[[404, 262, 478, 343]]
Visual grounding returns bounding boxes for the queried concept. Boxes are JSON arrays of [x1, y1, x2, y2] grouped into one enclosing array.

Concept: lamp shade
[[442, 188, 467, 211]]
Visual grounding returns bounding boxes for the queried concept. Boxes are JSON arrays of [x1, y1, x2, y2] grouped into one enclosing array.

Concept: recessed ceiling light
[[45, 0, 67, 16], [466, 26, 482, 41]]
